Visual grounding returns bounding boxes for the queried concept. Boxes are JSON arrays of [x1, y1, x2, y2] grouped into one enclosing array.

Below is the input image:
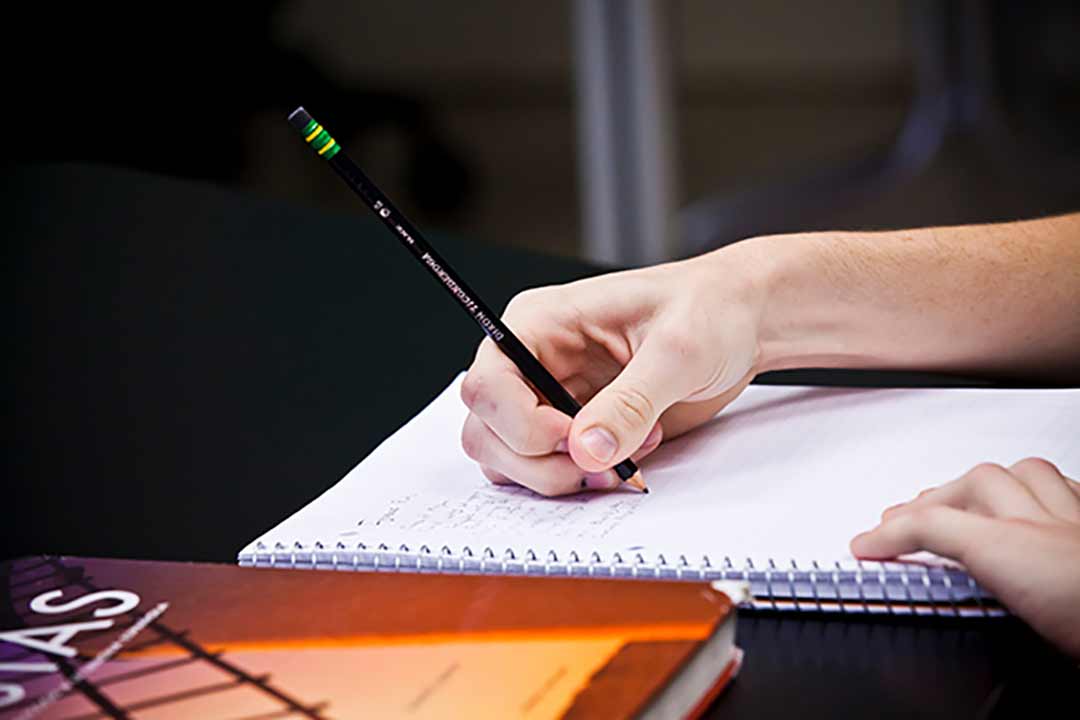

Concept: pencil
[[287, 106, 646, 492]]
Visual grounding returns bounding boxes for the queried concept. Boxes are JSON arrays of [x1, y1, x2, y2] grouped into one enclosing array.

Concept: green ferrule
[[301, 118, 318, 136], [324, 143, 341, 159], [311, 130, 332, 149]]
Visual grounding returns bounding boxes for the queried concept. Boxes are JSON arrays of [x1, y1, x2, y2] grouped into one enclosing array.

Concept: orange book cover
[[1, 557, 740, 719]]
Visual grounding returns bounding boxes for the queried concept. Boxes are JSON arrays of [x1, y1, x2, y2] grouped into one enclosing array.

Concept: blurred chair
[[573, 0, 680, 267], [678, 0, 1078, 255]]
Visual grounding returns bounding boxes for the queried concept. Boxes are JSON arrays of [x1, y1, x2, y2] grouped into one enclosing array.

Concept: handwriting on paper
[[366, 485, 646, 542]]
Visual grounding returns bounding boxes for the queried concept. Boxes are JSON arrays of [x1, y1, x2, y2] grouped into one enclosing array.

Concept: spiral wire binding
[[242, 540, 1004, 617]]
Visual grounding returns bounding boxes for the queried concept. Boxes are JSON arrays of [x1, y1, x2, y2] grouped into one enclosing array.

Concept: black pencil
[[287, 107, 647, 492]]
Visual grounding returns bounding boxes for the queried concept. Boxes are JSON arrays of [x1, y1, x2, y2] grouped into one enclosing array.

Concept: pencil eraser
[[288, 106, 313, 132]]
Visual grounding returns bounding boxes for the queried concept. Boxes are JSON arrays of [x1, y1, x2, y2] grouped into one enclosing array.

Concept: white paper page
[[243, 375, 1079, 567]]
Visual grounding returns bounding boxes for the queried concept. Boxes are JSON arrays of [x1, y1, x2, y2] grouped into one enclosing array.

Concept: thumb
[[568, 335, 700, 473]]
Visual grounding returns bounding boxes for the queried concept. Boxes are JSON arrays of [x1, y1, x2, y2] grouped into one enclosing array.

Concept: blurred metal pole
[[573, 0, 679, 267]]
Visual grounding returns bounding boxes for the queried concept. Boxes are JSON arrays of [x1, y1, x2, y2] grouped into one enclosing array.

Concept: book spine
[[238, 542, 1004, 618]]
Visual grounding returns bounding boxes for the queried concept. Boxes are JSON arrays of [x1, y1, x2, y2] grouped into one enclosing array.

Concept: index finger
[[461, 338, 571, 456], [850, 506, 995, 566]]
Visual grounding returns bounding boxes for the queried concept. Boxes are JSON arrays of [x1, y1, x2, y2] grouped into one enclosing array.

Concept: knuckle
[[610, 384, 656, 429], [965, 462, 1010, 491], [523, 423, 554, 456], [889, 507, 921, 533], [880, 503, 904, 521], [968, 462, 1006, 480], [504, 287, 553, 318], [460, 421, 485, 463], [460, 373, 497, 416], [509, 421, 542, 455], [1012, 456, 1059, 475], [980, 468, 1017, 494], [460, 373, 483, 410], [896, 507, 936, 547]]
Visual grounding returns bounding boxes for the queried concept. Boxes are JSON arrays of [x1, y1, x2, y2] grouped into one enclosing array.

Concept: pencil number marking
[[373, 200, 410, 245], [373, 200, 392, 219]]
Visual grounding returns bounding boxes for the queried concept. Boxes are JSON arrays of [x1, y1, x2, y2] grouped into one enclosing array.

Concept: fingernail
[[580, 427, 617, 463], [642, 425, 662, 451], [583, 472, 620, 490], [555, 438, 568, 453]]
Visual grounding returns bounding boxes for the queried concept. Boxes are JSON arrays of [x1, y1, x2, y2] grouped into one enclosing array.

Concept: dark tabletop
[[6, 165, 1076, 718]]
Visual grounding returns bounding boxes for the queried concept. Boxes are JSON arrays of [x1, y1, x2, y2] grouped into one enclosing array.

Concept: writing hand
[[852, 458, 1080, 659], [460, 252, 766, 496]]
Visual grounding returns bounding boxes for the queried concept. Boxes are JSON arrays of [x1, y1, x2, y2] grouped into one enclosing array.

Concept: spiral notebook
[[240, 375, 1080, 618]]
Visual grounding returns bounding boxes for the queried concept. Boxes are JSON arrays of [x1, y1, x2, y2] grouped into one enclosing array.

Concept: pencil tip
[[624, 471, 649, 493]]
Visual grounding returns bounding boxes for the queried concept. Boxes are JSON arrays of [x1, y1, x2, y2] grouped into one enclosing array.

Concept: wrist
[[708, 232, 870, 373], [687, 236, 788, 374]]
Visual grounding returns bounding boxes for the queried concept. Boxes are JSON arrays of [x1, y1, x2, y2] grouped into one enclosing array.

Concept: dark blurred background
[[5, 10, 1080, 708], [4, 0, 1080, 263]]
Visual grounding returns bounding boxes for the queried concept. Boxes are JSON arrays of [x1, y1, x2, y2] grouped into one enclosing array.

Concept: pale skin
[[460, 213, 1080, 657]]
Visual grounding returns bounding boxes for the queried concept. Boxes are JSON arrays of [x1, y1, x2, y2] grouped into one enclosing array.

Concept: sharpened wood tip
[[625, 471, 649, 493]]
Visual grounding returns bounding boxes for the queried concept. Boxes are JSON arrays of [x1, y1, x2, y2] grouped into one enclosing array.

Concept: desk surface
[[6, 165, 1076, 718]]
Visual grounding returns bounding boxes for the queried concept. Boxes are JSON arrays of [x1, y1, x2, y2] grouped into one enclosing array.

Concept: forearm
[[721, 214, 1080, 379]]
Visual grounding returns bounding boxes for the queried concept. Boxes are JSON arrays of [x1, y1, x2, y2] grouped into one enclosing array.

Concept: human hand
[[460, 248, 768, 496], [851, 458, 1080, 659]]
